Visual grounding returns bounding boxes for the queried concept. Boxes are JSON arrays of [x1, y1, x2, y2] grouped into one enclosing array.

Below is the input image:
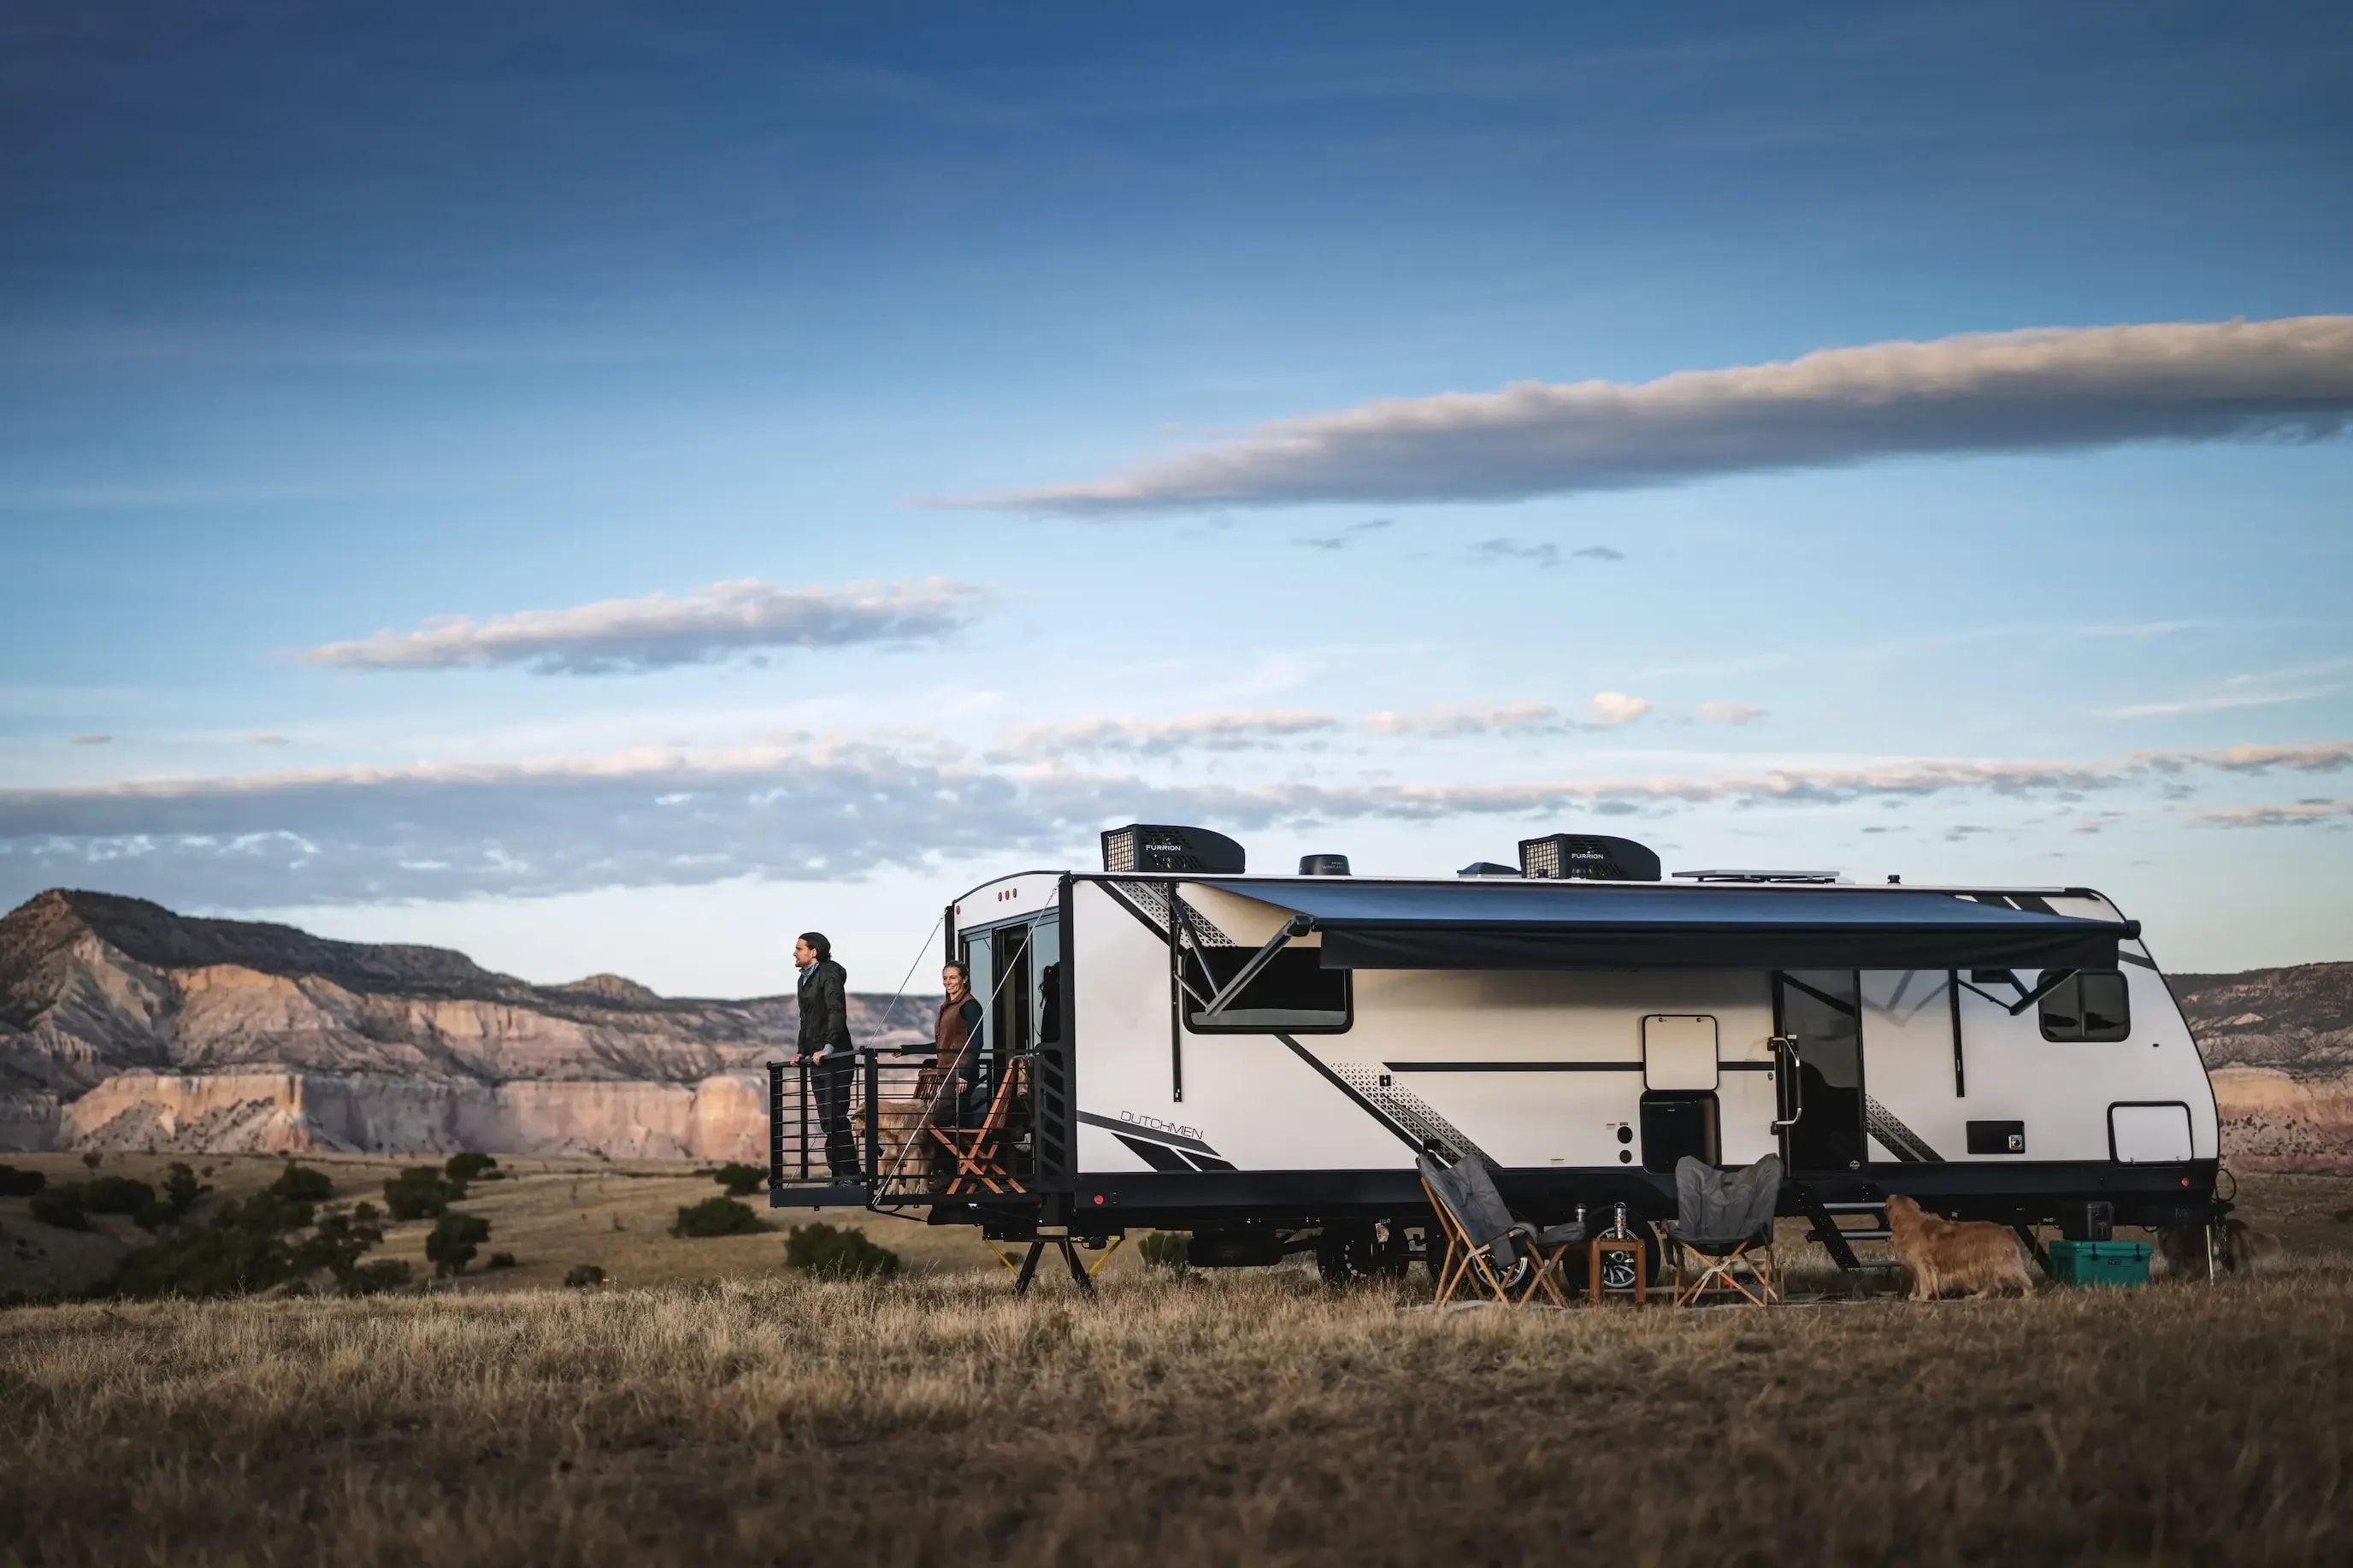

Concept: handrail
[[1769, 1035, 1804, 1130]]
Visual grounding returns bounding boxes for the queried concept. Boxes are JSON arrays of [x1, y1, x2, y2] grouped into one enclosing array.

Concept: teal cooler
[[2048, 1239, 2151, 1288]]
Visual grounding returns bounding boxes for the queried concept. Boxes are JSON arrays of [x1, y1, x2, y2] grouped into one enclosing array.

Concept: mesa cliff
[[0, 889, 925, 1158], [2169, 962, 2353, 1172]]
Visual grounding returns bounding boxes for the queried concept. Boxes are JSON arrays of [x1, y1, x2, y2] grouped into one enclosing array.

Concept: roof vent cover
[[1100, 823, 1247, 875], [1518, 833, 1662, 882]]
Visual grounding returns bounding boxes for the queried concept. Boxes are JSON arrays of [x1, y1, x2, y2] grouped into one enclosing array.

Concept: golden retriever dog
[[2150, 1218, 2285, 1279], [1883, 1195, 2037, 1300]]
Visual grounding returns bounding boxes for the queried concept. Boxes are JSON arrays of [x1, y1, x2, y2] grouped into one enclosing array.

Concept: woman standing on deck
[[922, 962, 984, 1191], [932, 962, 983, 1126]]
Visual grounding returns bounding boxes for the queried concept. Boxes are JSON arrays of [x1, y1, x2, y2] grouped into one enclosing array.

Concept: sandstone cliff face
[[2170, 963, 2353, 1171], [0, 889, 925, 1157]]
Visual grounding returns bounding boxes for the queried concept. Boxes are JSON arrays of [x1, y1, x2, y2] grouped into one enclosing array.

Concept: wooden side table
[[1587, 1235, 1648, 1306]]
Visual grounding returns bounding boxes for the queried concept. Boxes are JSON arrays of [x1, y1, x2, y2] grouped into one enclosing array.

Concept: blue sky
[[3, 1, 2350, 995]]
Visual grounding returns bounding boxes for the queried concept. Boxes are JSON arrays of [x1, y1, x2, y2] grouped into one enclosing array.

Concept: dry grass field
[[3, 1264, 2352, 1567], [1, 1163, 2351, 1566]]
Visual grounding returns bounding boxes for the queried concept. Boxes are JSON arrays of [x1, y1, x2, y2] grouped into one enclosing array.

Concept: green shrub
[[671, 1197, 769, 1238], [486, 1252, 516, 1270], [266, 1164, 335, 1204], [782, 1222, 900, 1279], [133, 1198, 176, 1231], [383, 1167, 459, 1221], [110, 1225, 297, 1299], [162, 1162, 204, 1216], [80, 1176, 158, 1217], [226, 1194, 316, 1235], [0, 1164, 44, 1198], [445, 1152, 500, 1185], [426, 1211, 492, 1276], [292, 1210, 385, 1282], [711, 1161, 765, 1197], [29, 1188, 88, 1230], [1137, 1230, 1191, 1272], [563, 1263, 607, 1288], [344, 1259, 413, 1296]]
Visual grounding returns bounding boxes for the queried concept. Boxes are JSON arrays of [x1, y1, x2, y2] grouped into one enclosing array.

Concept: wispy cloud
[[2192, 802, 2353, 828], [990, 710, 1342, 760], [1471, 538, 1560, 568], [1362, 694, 1650, 735], [1572, 545, 1626, 561], [300, 578, 990, 676], [69, 734, 111, 746], [2096, 657, 2350, 719], [1696, 701, 1766, 725], [951, 316, 2353, 514], [6, 735, 2345, 907], [1295, 518, 1394, 551]]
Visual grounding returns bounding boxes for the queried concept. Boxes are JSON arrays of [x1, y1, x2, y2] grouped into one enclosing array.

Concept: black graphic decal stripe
[[1077, 1109, 1220, 1157], [1865, 1095, 1945, 1164], [1113, 1135, 1194, 1173], [1275, 1032, 1426, 1153], [1388, 1060, 1643, 1073]]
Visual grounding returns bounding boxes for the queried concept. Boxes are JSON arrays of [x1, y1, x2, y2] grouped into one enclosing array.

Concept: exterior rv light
[[1100, 823, 1247, 875], [1298, 853, 1351, 875], [1519, 834, 1662, 882]]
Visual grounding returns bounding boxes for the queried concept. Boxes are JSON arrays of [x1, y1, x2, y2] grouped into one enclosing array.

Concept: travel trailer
[[770, 824, 2221, 1287]]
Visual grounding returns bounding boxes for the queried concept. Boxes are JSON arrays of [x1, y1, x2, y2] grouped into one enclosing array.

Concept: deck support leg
[[1011, 1235, 1097, 1298]]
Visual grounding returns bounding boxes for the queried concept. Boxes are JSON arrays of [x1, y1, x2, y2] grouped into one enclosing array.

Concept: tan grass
[[5, 1263, 2353, 1566]]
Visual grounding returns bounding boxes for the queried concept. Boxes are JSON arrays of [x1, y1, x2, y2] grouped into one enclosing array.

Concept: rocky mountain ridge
[[2168, 962, 2353, 1173], [0, 889, 925, 1158]]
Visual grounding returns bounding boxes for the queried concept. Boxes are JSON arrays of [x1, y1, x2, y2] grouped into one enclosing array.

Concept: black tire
[[1315, 1220, 1388, 1285]]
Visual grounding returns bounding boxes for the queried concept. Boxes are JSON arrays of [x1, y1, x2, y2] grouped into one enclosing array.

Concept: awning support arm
[[1198, 914, 1316, 1020], [2005, 967, 2078, 1017]]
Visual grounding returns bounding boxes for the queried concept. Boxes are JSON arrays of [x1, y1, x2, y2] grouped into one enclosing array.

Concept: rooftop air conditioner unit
[[1100, 823, 1247, 875], [1518, 833, 1662, 882]]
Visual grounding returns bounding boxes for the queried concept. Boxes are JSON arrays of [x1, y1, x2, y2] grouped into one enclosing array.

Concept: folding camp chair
[[1419, 1152, 1584, 1307], [1664, 1154, 1784, 1307], [930, 1057, 1027, 1194]]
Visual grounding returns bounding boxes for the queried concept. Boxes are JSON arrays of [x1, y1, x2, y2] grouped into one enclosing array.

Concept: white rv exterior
[[774, 836, 2222, 1267]]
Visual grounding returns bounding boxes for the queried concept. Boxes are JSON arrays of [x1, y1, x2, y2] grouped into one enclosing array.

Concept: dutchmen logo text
[[1119, 1111, 1203, 1142]]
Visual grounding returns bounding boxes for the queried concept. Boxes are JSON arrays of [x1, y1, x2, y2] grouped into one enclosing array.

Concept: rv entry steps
[[1801, 1196, 1902, 1271]]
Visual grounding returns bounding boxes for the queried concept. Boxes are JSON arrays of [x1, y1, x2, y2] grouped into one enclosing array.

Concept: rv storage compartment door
[[2108, 1103, 2192, 1164], [1642, 1014, 1719, 1091]]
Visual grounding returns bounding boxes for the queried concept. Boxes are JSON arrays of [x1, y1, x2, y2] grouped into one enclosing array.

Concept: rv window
[[2038, 970, 2131, 1042], [1186, 947, 1350, 1033]]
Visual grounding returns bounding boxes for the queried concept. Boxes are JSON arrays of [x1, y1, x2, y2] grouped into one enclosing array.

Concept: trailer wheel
[[1314, 1221, 1392, 1285]]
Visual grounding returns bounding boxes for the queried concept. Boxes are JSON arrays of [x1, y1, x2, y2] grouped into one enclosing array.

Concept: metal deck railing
[[769, 1048, 1036, 1207]]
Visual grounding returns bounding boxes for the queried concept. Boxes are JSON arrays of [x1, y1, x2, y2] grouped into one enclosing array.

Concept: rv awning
[[1194, 879, 2132, 972]]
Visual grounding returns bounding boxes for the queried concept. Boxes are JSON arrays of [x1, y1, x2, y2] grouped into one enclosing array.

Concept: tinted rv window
[[2039, 970, 2131, 1042], [1186, 947, 1350, 1033]]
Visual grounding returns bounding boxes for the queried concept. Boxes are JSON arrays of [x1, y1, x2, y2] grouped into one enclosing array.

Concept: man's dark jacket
[[797, 958, 854, 1058]]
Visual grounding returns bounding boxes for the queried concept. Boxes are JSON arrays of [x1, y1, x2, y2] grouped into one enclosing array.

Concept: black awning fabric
[[1195, 878, 2131, 972]]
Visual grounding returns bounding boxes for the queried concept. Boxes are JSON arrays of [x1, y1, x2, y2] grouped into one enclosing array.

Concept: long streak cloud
[[954, 316, 2353, 514], [1, 738, 2345, 910], [302, 577, 989, 675]]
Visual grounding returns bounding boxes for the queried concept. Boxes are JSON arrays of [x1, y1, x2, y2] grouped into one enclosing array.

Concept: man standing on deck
[[791, 932, 859, 1182]]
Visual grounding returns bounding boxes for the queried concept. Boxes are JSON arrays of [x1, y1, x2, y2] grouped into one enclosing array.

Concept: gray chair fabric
[[1418, 1152, 1514, 1270], [1424, 1152, 1586, 1273], [1673, 1153, 1783, 1248]]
